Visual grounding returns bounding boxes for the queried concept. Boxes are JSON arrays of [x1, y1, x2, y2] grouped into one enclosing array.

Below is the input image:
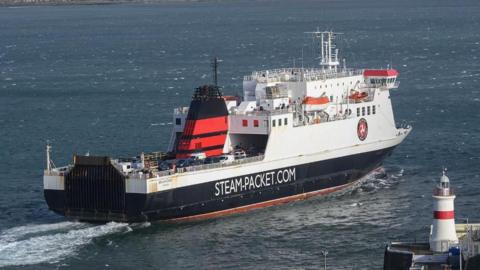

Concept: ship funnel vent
[[193, 85, 223, 100]]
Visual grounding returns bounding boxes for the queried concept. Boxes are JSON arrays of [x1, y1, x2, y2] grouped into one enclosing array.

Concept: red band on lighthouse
[[433, 210, 454, 219]]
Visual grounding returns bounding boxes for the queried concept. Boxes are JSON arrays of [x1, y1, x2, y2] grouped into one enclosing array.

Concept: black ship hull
[[44, 146, 395, 223]]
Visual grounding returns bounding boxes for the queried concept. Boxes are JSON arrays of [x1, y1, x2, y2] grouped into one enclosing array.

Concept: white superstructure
[[142, 31, 411, 194]]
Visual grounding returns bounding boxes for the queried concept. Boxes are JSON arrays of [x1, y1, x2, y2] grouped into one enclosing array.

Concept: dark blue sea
[[1, 0, 479, 269]]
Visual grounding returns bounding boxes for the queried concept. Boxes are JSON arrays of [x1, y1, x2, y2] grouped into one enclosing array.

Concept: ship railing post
[[459, 245, 462, 270], [46, 141, 52, 173], [321, 250, 328, 270]]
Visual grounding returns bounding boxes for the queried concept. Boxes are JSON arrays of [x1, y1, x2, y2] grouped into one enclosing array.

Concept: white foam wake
[[0, 222, 130, 267], [358, 167, 404, 192], [0, 221, 85, 243]]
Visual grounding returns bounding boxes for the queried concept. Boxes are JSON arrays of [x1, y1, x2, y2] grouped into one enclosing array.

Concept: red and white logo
[[357, 118, 368, 141]]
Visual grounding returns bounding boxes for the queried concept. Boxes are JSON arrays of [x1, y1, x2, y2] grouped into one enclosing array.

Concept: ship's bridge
[[364, 69, 399, 89]]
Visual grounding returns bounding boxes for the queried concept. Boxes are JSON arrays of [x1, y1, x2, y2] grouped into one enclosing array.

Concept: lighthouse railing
[[433, 187, 455, 196]]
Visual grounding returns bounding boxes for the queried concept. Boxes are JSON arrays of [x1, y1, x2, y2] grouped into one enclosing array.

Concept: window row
[[272, 118, 288, 127], [316, 80, 362, 89], [370, 78, 395, 86], [356, 105, 376, 117], [242, 119, 260, 127]]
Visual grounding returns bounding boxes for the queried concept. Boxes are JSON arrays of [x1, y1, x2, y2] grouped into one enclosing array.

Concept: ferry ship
[[43, 31, 411, 222]]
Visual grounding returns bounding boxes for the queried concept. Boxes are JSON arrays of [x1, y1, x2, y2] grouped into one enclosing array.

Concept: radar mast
[[306, 29, 342, 71]]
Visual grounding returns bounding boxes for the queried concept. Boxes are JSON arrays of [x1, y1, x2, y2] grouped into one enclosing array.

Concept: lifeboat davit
[[348, 91, 368, 102], [303, 96, 329, 111]]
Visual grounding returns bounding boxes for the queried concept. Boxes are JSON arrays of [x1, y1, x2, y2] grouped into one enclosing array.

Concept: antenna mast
[[212, 57, 219, 87], [305, 30, 342, 71]]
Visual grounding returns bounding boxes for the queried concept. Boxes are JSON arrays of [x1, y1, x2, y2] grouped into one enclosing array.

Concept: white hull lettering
[[214, 168, 296, 197]]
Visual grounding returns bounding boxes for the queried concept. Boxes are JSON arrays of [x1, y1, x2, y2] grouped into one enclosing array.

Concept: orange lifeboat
[[303, 96, 329, 111], [348, 91, 368, 102]]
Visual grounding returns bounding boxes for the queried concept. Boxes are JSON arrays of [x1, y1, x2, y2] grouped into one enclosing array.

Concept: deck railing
[[44, 165, 72, 176], [141, 155, 266, 179], [230, 108, 292, 116], [174, 107, 189, 115], [244, 68, 363, 83], [183, 155, 264, 173]]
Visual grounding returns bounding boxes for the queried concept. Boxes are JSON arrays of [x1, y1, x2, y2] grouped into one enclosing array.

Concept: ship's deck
[[145, 154, 265, 180], [388, 242, 434, 255], [243, 67, 363, 83]]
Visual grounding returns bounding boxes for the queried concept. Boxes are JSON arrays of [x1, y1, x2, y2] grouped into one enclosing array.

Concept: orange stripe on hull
[[166, 181, 356, 223]]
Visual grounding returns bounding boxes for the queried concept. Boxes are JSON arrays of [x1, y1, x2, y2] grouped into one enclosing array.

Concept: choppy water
[[1, 0, 480, 269]]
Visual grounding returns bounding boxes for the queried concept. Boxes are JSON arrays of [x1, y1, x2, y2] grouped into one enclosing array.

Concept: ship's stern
[[43, 155, 147, 222], [43, 170, 66, 216]]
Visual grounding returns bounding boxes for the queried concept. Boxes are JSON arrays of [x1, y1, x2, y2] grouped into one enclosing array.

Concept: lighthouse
[[429, 170, 458, 252]]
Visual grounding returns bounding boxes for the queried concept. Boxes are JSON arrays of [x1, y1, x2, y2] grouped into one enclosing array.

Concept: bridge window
[[367, 106, 371, 115], [242, 119, 248, 127], [373, 105, 376, 114], [272, 119, 276, 127], [253, 120, 259, 127], [175, 118, 181, 125], [284, 118, 288, 125], [357, 108, 360, 117], [362, 107, 365, 116], [278, 119, 282, 126]]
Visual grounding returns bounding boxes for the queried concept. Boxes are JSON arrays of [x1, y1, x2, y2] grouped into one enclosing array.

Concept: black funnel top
[[193, 85, 223, 100], [187, 85, 227, 120]]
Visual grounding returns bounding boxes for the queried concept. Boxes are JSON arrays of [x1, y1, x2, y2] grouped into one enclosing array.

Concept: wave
[[0, 222, 130, 267], [0, 221, 85, 243], [357, 167, 404, 193]]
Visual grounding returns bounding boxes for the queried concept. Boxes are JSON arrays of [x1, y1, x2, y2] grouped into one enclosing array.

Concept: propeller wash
[[43, 31, 411, 222]]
